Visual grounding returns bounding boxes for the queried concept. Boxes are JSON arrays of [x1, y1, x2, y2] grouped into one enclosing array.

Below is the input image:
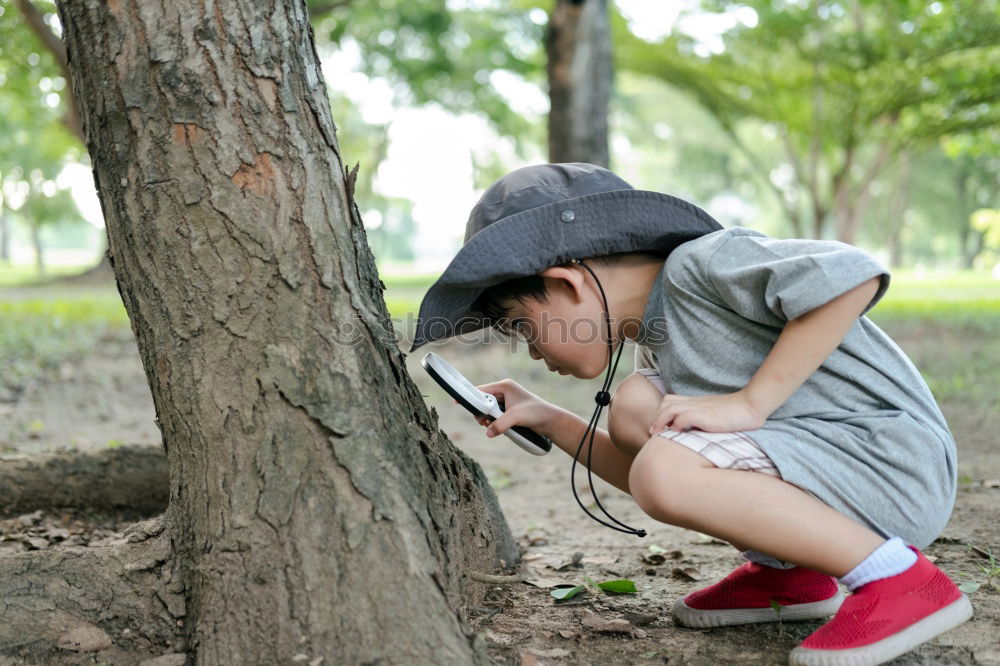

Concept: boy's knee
[[608, 373, 662, 454], [628, 439, 706, 525]]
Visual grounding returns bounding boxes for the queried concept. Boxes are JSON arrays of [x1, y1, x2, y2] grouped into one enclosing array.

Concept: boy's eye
[[506, 318, 528, 336]]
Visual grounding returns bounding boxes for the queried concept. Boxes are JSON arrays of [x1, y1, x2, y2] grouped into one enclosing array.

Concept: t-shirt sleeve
[[671, 231, 891, 326], [633, 342, 658, 372]]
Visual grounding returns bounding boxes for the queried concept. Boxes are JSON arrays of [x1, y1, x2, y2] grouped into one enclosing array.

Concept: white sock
[[838, 536, 917, 591], [742, 549, 796, 570]]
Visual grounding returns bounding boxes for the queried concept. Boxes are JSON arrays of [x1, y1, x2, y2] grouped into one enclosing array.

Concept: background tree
[[311, 0, 548, 159], [546, 0, 613, 166], [616, 0, 1000, 244], [0, 1, 517, 663], [0, 0, 85, 272], [941, 128, 1000, 267]]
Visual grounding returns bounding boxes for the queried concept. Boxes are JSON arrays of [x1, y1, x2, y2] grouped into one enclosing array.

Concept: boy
[[408, 163, 972, 666]]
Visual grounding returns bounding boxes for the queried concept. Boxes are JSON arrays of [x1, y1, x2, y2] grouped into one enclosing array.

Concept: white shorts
[[637, 369, 781, 478]]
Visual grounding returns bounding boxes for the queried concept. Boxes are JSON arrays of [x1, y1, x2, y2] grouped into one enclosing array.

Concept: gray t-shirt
[[633, 226, 957, 548]]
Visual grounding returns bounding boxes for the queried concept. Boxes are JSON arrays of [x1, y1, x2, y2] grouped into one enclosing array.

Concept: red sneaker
[[789, 547, 973, 666], [672, 561, 844, 628]]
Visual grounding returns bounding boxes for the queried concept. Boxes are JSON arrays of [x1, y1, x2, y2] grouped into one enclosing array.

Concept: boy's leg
[[608, 372, 663, 458], [628, 436, 886, 576], [609, 373, 759, 551]]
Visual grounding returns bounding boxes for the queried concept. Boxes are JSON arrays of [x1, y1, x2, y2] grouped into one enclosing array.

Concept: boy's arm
[[739, 275, 882, 419], [542, 407, 633, 494], [649, 276, 882, 433]]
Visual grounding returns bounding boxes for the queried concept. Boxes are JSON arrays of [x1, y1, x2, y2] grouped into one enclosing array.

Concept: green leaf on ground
[[596, 579, 637, 594], [551, 585, 586, 601], [958, 581, 981, 594], [648, 544, 667, 555]]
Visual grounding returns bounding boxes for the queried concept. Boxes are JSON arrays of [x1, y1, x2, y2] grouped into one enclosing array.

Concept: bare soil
[[1, 321, 998, 665]]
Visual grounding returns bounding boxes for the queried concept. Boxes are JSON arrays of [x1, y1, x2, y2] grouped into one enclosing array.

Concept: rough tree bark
[[2, 0, 517, 663], [546, 0, 612, 167]]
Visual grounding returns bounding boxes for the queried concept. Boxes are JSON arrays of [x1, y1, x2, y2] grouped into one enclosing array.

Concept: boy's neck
[[601, 258, 666, 344]]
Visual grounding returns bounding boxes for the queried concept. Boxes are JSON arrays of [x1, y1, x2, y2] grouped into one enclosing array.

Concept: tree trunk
[[0, 208, 11, 262], [886, 154, 912, 269], [48, 1, 516, 664], [29, 223, 45, 276], [546, 0, 612, 167]]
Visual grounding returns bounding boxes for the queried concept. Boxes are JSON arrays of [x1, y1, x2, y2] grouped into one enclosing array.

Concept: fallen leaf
[[581, 613, 633, 634], [557, 628, 580, 639], [523, 576, 572, 589], [671, 567, 702, 582], [596, 579, 637, 595], [526, 648, 571, 658], [647, 544, 667, 555], [933, 535, 964, 545], [551, 585, 586, 601], [17, 511, 43, 527], [580, 554, 617, 565], [959, 581, 981, 594], [484, 630, 513, 646], [691, 532, 728, 546], [622, 610, 659, 626]]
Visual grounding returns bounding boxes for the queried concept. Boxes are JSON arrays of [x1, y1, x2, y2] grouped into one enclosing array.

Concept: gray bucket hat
[[407, 162, 722, 353]]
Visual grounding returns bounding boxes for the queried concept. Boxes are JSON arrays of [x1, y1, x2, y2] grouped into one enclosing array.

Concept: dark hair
[[471, 274, 549, 334], [470, 251, 662, 334]]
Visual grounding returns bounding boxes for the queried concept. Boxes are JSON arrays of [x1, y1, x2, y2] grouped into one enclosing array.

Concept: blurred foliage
[[2, 0, 997, 274], [330, 90, 418, 261], [615, 0, 1000, 243], [0, 0, 87, 267], [308, 0, 548, 157]]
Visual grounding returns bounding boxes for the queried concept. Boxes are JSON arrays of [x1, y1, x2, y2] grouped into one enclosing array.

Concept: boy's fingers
[[485, 412, 513, 437]]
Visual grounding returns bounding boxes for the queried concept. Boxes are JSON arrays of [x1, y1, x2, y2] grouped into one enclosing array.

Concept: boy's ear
[[537, 265, 585, 303]]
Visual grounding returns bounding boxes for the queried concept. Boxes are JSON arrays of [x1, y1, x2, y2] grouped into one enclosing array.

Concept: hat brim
[[407, 188, 722, 353]]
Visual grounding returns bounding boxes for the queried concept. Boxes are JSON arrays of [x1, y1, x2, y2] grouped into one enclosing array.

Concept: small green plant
[[770, 599, 791, 639], [550, 577, 639, 602], [959, 547, 1000, 594], [979, 549, 1000, 589]]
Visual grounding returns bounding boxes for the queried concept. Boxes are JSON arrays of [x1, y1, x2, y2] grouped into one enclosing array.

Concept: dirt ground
[[1, 319, 998, 665]]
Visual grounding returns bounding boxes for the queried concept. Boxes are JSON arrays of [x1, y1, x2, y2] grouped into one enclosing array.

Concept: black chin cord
[[569, 258, 647, 538]]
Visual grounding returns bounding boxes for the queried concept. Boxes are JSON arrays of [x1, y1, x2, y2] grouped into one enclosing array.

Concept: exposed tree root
[[0, 445, 167, 515], [0, 516, 185, 663]]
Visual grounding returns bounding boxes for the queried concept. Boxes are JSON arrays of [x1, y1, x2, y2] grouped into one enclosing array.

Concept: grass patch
[[0, 263, 95, 287], [0, 290, 130, 390], [869, 271, 1000, 331]]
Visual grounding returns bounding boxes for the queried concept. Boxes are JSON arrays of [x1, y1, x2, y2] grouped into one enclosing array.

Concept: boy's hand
[[648, 391, 765, 435], [466, 379, 558, 439]]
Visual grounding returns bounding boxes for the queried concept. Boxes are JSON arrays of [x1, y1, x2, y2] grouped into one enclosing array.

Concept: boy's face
[[501, 265, 613, 380]]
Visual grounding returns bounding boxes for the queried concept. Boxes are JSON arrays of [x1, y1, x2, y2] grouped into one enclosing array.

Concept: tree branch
[[13, 0, 84, 142], [306, 0, 353, 17]]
